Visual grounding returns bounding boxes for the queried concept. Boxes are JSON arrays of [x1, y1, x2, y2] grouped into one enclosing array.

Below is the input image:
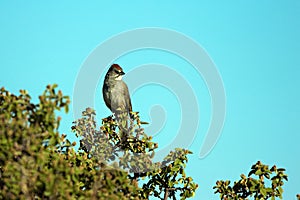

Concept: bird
[[102, 64, 132, 119]]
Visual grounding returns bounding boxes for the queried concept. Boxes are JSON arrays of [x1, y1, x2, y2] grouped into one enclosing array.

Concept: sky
[[1, 1, 300, 199]]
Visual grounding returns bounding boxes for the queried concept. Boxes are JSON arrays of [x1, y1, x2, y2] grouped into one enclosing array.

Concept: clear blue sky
[[1, 1, 299, 199]]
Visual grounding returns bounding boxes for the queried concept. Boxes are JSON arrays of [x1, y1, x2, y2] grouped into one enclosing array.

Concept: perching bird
[[102, 64, 132, 118]]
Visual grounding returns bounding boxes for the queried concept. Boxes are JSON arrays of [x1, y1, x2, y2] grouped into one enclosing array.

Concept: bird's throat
[[115, 75, 123, 81]]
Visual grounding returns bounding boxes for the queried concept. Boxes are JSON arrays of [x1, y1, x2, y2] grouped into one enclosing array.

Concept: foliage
[[142, 148, 198, 200], [0, 85, 197, 199], [0, 84, 74, 199], [213, 161, 288, 200], [72, 108, 198, 199]]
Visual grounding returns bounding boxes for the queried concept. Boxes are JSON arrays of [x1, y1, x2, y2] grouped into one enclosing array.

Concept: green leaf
[[278, 186, 283, 194], [260, 187, 267, 197]]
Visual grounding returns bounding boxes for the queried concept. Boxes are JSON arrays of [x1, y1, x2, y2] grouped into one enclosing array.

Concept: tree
[[72, 107, 198, 199], [213, 161, 288, 200], [0, 84, 198, 199]]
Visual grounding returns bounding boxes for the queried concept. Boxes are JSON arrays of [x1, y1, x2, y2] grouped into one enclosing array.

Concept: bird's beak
[[120, 71, 125, 75]]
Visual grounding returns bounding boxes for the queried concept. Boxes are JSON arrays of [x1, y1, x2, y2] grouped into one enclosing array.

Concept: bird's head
[[107, 64, 125, 81]]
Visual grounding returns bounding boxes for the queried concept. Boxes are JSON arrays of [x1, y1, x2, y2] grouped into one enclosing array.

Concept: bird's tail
[[115, 111, 131, 142]]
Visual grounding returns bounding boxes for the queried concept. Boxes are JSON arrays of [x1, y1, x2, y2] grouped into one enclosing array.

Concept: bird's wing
[[122, 81, 132, 112], [102, 84, 112, 111]]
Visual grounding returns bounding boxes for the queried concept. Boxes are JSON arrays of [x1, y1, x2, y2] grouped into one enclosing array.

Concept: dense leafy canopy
[[1, 84, 298, 199], [0, 85, 197, 199], [214, 161, 289, 200]]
